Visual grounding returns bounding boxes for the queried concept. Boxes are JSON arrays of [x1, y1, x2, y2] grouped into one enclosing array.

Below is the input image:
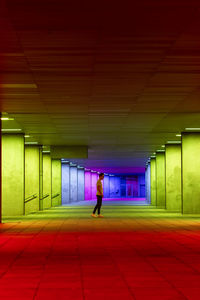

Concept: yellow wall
[[150, 158, 156, 206], [165, 145, 182, 212], [182, 133, 200, 213], [52, 159, 61, 206], [42, 153, 52, 209], [2, 134, 24, 216], [156, 152, 166, 208], [25, 146, 40, 214]]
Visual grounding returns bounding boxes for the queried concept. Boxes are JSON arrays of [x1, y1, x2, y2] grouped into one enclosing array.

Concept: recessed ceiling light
[[25, 142, 38, 145], [185, 128, 200, 131], [167, 141, 181, 144], [156, 150, 165, 152], [176, 134, 181, 137], [24, 135, 31, 138], [42, 150, 50, 153], [1, 128, 22, 132], [161, 145, 165, 148], [1, 117, 14, 121]]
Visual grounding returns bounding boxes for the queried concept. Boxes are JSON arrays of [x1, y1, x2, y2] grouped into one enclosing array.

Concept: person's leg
[[97, 196, 102, 215], [93, 203, 98, 214], [93, 196, 100, 214]]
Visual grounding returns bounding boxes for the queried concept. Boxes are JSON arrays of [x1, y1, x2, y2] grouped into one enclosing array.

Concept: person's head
[[99, 173, 104, 180]]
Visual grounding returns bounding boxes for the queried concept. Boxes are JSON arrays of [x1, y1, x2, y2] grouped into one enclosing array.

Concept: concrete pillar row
[[52, 159, 62, 207], [103, 175, 110, 198], [62, 164, 84, 203], [91, 172, 98, 200], [182, 132, 200, 214], [25, 145, 41, 214], [85, 170, 92, 200], [156, 152, 166, 208], [145, 163, 151, 204], [42, 153, 52, 209], [150, 158, 156, 206], [69, 165, 78, 202], [61, 162, 70, 204], [165, 144, 182, 212], [78, 168, 85, 201], [2, 134, 25, 216]]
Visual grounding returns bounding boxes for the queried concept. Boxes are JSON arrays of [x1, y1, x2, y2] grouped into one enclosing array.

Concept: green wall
[[52, 159, 62, 207], [156, 152, 166, 208], [165, 144, 182, 212], [150, 158, 156, 206], [25, 146, 40, 214], [42, 153, 52, 209], [2, 134, 24, 216], [182, 133, 200, 214]]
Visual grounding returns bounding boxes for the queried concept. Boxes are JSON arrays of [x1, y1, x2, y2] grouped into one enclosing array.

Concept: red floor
[[1, 206, 200, 299]]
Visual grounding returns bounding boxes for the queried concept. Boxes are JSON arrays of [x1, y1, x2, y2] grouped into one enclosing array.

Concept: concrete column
[[69, 166, 78, 202], [115, 176, 121, 198], [165, 144, 182, 212], [2, 134, 24, 216], [39, 148, 43, 210], [52, 159, 62, 207], [78, 168, 85, 201], [156, 152, 166, 208], [145, 163, 151, 203], [61, 162, 70, 204], [85, 171, 92, 200], [42, 153, 52, 209], [110, 176, 120, 198], [138, 174, 145, 197], [25, 145, 40, 214], [150, 158, 156, 206], [182, 132, 200, 213], [103, 175, 110, 198], [91, 172, 98, 200]]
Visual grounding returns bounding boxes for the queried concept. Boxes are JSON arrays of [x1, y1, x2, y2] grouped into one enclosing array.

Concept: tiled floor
[[1, 203, 200, 299]]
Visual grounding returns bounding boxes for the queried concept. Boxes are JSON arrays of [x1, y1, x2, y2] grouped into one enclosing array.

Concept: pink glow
[[91, 172, 98, 200], [84, 171, 92, 200]]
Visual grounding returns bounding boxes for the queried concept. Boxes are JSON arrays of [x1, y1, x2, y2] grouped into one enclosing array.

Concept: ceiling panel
[[1, 0, 200, 172]]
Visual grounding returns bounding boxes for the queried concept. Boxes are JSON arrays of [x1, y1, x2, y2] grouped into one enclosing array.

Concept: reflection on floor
[[1, 204, 200, 299]]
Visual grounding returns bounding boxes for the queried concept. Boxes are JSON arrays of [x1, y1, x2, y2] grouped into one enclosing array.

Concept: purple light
[[84, 171, 92, 200]]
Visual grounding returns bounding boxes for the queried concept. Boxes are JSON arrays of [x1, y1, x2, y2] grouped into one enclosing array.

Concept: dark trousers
[[93, 195, 102, 215]]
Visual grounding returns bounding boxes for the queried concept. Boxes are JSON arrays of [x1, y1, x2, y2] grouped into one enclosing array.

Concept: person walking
[[91, 173, 104, 218]]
